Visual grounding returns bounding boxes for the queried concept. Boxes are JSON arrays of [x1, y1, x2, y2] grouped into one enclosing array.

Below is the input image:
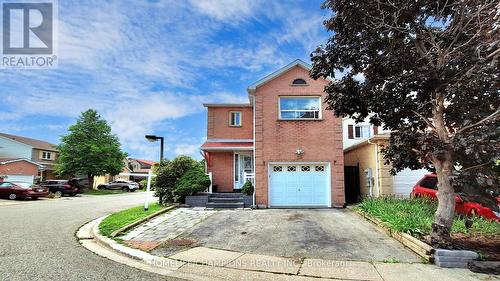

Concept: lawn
[[356, 197, 500, 238], [356, 197, 500, 260], [99, 203, 166, 237]]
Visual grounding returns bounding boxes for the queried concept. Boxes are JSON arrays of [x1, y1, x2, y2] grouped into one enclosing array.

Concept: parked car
[[0, 182, 49, 200], [97, 180, 139, 192], [411, 174, 500, 221], [39, 180, 80, 197], [68, 178, 89, 193]]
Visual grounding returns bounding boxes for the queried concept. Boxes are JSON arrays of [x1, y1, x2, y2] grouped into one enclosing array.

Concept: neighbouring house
[[201, 59, 345, 208], [0, 133, 59, 183], [343, 117, 390, 148], [92, 159, 133, 189], [0, 158, 42, 183], [343, 134, 429, 200], [128, 158, 157, 174]]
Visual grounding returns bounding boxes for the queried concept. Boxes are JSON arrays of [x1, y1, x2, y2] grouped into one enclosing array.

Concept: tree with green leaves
[[311, 0, 499, 243], [57, 109, 127, 189], [154, 156, 199, 204]]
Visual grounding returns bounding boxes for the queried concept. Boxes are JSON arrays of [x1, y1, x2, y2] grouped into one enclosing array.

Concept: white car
[[97, 180, 139, 192]]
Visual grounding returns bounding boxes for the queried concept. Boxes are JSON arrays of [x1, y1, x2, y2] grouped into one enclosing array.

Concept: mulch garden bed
[[451, 234, 500, 261]]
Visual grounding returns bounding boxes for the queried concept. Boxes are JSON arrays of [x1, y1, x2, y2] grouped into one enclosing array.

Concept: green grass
[[84, 189, 145, 195], [99, 203, 165, 237], [356, 197, 500, 238]]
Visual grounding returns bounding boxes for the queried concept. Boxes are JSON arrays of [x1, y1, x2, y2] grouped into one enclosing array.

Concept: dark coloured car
[[39, 180, 79, 197], [0, 182, 49, 200], [68, 178, 89, 193], [97, 180, 139, 192]]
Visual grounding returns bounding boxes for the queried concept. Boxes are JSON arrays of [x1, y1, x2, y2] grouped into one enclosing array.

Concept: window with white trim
[[279, 96, 321, 120], [41, 151, 52, 160], [354, 125, 371, 138], [229, 111, 242, 126]]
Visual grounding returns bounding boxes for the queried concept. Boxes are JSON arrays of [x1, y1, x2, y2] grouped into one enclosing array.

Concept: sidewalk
[[78, 216, 499, 281]]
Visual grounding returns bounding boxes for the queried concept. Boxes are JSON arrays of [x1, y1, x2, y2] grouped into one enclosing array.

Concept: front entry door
[[234, 153, 253, 189]]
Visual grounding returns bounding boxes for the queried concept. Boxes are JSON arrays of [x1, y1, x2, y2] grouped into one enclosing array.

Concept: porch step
[[209, 192, 243, 198], [209, 197, 243, 203], [206, 202, 244, 209]]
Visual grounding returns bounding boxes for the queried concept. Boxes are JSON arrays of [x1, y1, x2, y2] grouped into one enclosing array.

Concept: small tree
[[57, 110, 126, 189], [154, 156, 198, 204], [173, 166, 211, 202], [311, 1, 499, 243]]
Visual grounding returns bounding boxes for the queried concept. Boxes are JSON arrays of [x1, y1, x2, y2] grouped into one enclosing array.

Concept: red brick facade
[[202, 61, 345, 207], [0, 160, 39, 177]]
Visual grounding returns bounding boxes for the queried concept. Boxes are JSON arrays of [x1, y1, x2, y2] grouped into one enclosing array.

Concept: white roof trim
[[203, 103, 252, 108], [201, 147, 254, 151], [0, 158, 43, 167], [247, 59, 334, 94], [206, 139, 253, 143]]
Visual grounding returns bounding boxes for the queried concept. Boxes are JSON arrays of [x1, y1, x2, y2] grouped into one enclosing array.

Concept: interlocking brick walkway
[[121, 208, 216, 242]]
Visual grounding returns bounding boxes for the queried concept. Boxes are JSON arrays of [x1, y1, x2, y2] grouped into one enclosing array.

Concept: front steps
[[206, 193, 245, 208]]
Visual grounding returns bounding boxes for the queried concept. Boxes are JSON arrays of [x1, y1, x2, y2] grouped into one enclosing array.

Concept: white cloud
[[188, 0, 261, 22]]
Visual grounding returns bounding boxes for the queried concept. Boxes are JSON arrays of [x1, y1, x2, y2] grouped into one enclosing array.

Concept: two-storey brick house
[[201, 60, 345, 208]]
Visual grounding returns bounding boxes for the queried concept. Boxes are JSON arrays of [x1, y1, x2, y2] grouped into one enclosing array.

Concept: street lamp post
[[144, 134, 164, 211], [145, 135, 164, 161]]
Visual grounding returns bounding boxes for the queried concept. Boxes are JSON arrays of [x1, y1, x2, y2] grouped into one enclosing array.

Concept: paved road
[[0, 193, 179, 281]]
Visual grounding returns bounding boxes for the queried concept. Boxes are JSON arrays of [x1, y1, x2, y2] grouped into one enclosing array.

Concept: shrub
[[241, 181, 254, 196], [154, 156, 198, 204], [173, 167, 211, 202]]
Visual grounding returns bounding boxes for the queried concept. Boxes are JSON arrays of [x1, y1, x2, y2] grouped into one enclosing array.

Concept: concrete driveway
[[177, 208, 421, 263]]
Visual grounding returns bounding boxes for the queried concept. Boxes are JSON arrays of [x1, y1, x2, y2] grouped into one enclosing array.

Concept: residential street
[[0, 193, 180, 281]]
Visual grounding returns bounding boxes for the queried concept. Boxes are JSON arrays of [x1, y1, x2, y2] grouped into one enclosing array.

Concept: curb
[[110, 204, 178, 237], [355, 210, 435, 262]]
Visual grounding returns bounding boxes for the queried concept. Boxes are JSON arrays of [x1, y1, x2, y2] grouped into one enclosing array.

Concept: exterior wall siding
[[253, 66, 345, 207], [207, 107, 253, 139], [0, 137, 32, 159], [208, 152, 234, 192]]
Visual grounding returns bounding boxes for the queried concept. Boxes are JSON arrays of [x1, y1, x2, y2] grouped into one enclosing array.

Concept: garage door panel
[[269, 164, 329, 207], [4, 175, 34, 184], [393, 168, 429, 197]]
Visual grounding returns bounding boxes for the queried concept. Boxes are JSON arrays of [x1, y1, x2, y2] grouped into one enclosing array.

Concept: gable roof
[[0, 133, 58, 151], [247, 59, 333, 94], [0, 157, 43, 166]]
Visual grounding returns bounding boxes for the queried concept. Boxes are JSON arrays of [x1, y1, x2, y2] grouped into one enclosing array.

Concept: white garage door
[[4, 175, 34, 184], [393, 169, 429, 197], [269, 163, 330, 207]]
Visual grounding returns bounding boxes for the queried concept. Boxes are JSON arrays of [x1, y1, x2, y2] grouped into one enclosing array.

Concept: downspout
[[251, 94, 257, 208], [368, 139, 381, 197]]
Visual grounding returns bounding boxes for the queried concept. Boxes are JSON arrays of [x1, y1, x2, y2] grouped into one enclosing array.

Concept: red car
[[0, 182, 49, 200], [411, 174, 500, 221]]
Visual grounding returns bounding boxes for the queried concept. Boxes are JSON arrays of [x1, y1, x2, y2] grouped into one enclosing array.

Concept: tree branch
[[459, 162, 493, 173], [412, 110, 435, 129], [453, 107, 500, 136]]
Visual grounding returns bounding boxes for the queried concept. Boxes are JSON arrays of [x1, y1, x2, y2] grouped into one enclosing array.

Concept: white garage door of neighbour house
[[269, 163, 330, 207], [4, 175, 34, 184], [393, 168, 429, 197]]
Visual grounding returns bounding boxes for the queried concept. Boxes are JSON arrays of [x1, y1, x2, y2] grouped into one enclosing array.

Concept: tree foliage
[[154, 156, 200, 204], [173, 166, 211, 202], [57, 109, 126, 188], [311, 0, 499, 242]]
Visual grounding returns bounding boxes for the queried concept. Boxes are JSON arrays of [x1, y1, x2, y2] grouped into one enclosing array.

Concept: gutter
[[251, 94, 257, 209], [368, 139, 381, 197]]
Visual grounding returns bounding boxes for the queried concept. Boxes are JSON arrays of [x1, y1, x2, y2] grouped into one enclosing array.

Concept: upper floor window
[[279, 96, 321, 120], [41, 151, 52, 160], [229, 111, 242, 126], [354, 125, 371, 139], [292, 78, 307, 85]]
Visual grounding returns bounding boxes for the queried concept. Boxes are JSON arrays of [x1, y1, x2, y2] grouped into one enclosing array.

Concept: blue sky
[[0, 0, 331, 160]]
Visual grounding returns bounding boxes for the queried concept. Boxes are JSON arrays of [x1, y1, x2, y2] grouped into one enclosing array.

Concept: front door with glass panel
[[234, 153, 253, 189]]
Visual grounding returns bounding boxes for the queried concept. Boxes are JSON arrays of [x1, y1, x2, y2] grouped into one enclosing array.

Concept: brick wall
[[0, 161, 38, 176], [208, 152, 234, 192], [254, 66, 345, 207], [207, 106, 253, 139]]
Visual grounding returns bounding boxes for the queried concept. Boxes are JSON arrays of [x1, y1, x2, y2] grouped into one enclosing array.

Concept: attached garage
[[3, 175, 34, 184], [269, 163, 331, 208], [0, 158, 40, 184], [393, 168, 429, 197]]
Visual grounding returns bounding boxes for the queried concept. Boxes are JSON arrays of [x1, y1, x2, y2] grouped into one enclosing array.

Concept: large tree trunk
[[430, 152, 455, 244], [430, 93, 455, 244], [88, 173, 95, 190]]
